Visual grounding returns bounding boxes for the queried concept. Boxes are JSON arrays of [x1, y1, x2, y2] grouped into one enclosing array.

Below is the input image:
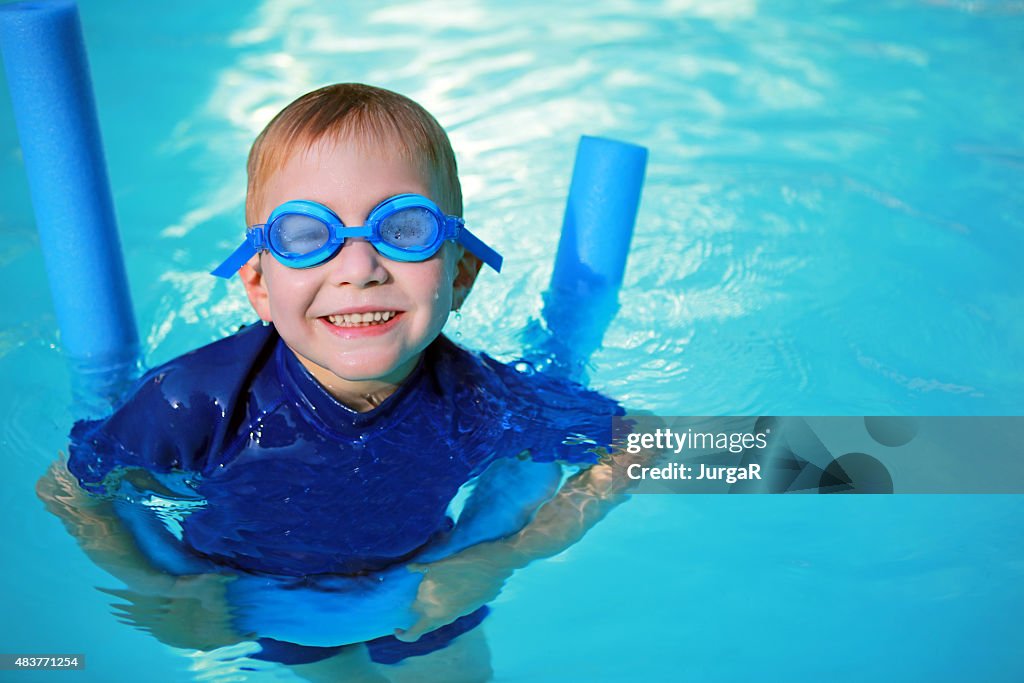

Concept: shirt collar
[[273, 335, 429, 432]]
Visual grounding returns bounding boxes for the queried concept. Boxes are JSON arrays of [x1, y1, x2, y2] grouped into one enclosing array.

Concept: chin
[[327, 349, 420, 384]]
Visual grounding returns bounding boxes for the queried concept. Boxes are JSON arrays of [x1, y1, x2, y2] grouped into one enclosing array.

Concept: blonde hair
[[245, 83, 462, 225]]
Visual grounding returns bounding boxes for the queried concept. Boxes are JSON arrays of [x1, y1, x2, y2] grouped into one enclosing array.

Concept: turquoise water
[[1, 0, 1022, 680]]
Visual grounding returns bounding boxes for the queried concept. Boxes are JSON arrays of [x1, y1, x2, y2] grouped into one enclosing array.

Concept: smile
[[324, 311, 398, 327]]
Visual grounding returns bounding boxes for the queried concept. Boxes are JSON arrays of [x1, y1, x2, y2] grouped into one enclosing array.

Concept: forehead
[[265, 127, 431, 182], [255, 133, 437, 215]]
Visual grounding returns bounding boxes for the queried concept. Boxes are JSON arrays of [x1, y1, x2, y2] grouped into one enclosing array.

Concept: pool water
[[1, 0, 1022, 680]]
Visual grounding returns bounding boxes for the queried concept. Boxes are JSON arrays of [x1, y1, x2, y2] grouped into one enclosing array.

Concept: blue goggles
[[211, 193, 502, 278]]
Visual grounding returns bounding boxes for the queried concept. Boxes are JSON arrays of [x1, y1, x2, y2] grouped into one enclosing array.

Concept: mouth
[[321, 310, 400, 329]]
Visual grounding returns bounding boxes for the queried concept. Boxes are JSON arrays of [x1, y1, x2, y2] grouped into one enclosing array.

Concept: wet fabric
[[68, 322, 621, 576], [67, 322, 621, 660]]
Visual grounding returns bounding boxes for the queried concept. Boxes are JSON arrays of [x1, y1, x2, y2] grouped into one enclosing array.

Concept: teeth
[[327, 311, 397, 326]]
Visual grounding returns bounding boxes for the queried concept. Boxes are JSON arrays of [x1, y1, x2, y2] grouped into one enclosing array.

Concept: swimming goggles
[[211, 193, 502, 277]]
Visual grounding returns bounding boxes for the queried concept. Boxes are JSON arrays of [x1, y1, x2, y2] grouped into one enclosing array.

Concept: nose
[[323, 238, 389, 287]]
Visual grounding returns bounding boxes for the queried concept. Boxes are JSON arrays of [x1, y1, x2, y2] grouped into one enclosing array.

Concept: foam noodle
[[0, 0, 138, 373], [534, 135, 648, 379], [551, 135, 648, 294]]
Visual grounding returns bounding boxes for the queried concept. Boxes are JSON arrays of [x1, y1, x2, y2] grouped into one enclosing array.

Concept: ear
[[238, 255, 273, 322], [451, 249, 483, 311]]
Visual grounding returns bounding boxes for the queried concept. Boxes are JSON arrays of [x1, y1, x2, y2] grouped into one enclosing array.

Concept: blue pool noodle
[[0, 0, 138, 374], [536, 135, 647, 377], [551, 135, 647, 296]]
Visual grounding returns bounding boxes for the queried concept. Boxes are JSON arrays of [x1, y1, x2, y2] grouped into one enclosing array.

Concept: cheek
[[432, 261, 457, 309], [404, 262, 455, 319], [434, 246, 461, 296], [264, 268, 318, 318]]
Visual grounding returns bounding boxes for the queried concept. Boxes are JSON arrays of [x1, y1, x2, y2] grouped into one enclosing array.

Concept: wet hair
[[245, 83, 462, 225]]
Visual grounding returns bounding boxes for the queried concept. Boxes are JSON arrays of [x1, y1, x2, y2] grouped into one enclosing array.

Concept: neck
[[295, 353, 420, 413]]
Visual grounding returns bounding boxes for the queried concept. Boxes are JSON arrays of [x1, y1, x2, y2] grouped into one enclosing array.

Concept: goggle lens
[[270, 213, 331, 257], [378, 207, 439, 252]]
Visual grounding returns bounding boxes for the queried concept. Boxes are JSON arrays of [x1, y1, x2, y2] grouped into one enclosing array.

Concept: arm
[[38, 457, 422, 649], [37, 457, 248, 650], [396, 435, 658, 642], [413, 456, 564, 563]]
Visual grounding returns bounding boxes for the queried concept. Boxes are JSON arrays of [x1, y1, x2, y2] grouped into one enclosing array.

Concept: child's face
[[239, 134, 478, 398]]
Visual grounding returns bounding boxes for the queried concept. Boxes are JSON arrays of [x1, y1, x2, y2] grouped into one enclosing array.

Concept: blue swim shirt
[[68, 322, 623, 577]]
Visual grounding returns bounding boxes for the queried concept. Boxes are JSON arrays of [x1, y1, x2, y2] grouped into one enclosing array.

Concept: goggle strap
[[456, 226, 503, 273], [210, 227, 264, 278]]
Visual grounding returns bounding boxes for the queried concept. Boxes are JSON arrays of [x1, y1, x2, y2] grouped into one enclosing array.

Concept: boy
[[64, 83, 631, 673]]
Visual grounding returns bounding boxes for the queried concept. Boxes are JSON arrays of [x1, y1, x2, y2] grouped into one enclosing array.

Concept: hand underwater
[[395, 542, 524, 642]]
